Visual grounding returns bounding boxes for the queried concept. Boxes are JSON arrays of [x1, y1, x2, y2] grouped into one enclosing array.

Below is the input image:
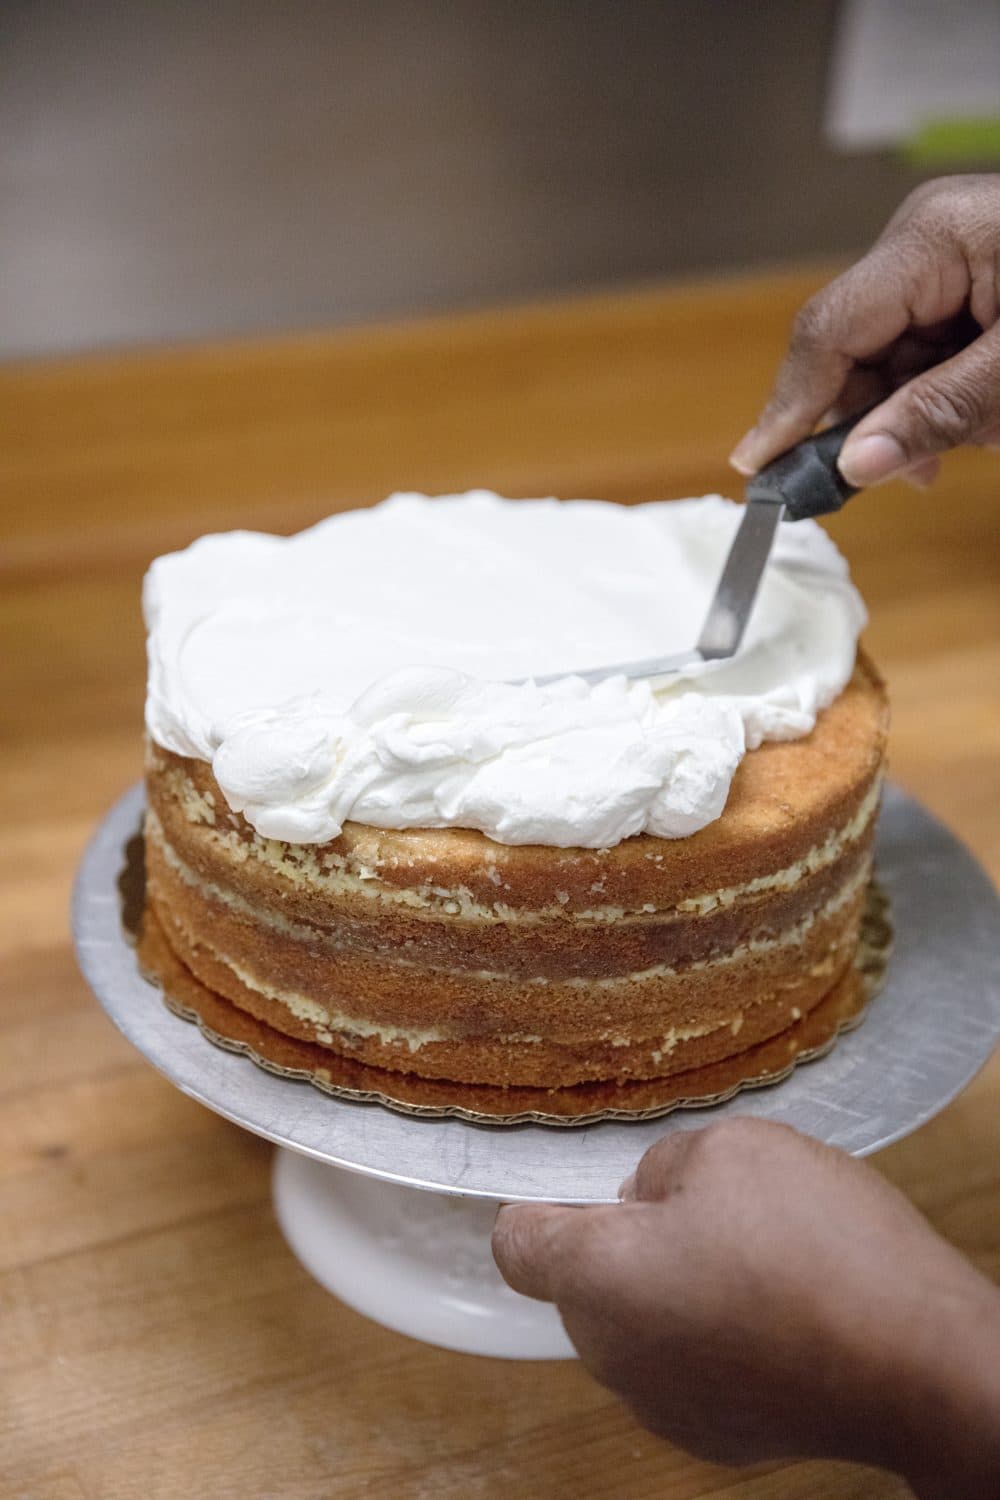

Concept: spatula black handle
[[745, 412, 863, 522]]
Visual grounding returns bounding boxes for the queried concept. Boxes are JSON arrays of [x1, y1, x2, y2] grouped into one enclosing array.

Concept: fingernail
[[728, 429, 760, 476], [905, 465, 936, 491], [617, 1171, 637, 1202], [838, 433, 907, 487]]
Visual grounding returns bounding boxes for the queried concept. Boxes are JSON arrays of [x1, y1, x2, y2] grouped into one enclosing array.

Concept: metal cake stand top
[[73, 783, 1000, 1204]]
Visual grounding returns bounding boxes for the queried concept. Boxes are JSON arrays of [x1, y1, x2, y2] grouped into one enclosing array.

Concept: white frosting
[[144, 492, 866, 848]]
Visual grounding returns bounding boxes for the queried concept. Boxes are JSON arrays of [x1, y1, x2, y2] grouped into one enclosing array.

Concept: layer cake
[[140, 493, 887, 1095]]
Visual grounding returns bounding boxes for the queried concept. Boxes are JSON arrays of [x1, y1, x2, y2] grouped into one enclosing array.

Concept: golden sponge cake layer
[[144, 654, 887, 1089]]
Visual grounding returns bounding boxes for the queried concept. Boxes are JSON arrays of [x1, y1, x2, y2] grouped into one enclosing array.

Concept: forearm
[[869, 1274, 1000, 1497]]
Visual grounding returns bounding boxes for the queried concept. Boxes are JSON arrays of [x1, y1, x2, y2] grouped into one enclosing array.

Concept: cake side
[[143, 655, 887, 1088]]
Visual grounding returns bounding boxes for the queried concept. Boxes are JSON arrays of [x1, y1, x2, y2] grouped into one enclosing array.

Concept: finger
[[882, 311, 981, 383], [617, 1170, 638, 1202], [630, 1119, 817, 1204], [824, 332, 975, 436], [824, 321, 980, 447], [823, 366, 893, 428], [628, 1129, 705, 1203], [730, 223, 979, 477], [729, 247, 921, 474], [491, 1203, 578, 1302], [839, 321, 1000, 486]]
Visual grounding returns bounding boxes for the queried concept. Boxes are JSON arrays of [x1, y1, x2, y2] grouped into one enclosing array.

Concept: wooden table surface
[[3, 268, 999, 1500]]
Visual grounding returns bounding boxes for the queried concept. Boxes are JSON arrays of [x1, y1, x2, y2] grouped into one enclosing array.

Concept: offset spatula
[[525, 413, 861, 687]]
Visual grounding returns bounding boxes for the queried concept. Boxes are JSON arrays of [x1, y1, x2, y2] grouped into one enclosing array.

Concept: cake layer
[[147, 829, 868, 1038], [147, 882, 862, 1086], [135, 900, 877, 1122], [143, 655, 886, 1088], [146, 790, 875, 981], [147, 655, 885, 915]]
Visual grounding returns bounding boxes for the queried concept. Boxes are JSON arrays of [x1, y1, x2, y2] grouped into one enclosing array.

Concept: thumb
[[491, 1203, 578, 1302], [839, 322, 1000, 486]]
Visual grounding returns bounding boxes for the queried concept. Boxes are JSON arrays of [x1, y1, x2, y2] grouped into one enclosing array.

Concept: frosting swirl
[[144, 491, 866, 847]]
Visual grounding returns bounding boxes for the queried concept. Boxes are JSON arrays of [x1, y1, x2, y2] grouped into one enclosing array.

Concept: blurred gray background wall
[[2, 0, 934, 357]]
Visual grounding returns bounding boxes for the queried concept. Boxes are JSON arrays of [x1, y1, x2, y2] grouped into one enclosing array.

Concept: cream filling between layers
[[189, 942, 739, 1057], [152, 771, 881, 924], [173, 932, 825, 1058], [223, 955, 455, 1052], [151, 826, 868, 1053], [148, 807, 870, 983]]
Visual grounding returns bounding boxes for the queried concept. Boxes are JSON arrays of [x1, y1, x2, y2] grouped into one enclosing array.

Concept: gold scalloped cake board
[[120, 833, 893, 1127]]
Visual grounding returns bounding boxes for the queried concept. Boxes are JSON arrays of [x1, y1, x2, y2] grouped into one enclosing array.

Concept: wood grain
[[2, 268, 997, 1499]]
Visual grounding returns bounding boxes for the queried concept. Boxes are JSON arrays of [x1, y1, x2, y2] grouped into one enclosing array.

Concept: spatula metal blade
[[695, 497, 784, 661], [524, 645, 707, 689], [511, 495, 784, 687]]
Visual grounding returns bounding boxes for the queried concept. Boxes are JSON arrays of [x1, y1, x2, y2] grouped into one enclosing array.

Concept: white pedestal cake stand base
[[272, 1151, 574, 1358], [74, 785, 1000, 1359]]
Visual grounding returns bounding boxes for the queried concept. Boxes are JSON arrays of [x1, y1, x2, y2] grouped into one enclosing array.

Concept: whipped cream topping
[[144, 492, 866, 847]]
